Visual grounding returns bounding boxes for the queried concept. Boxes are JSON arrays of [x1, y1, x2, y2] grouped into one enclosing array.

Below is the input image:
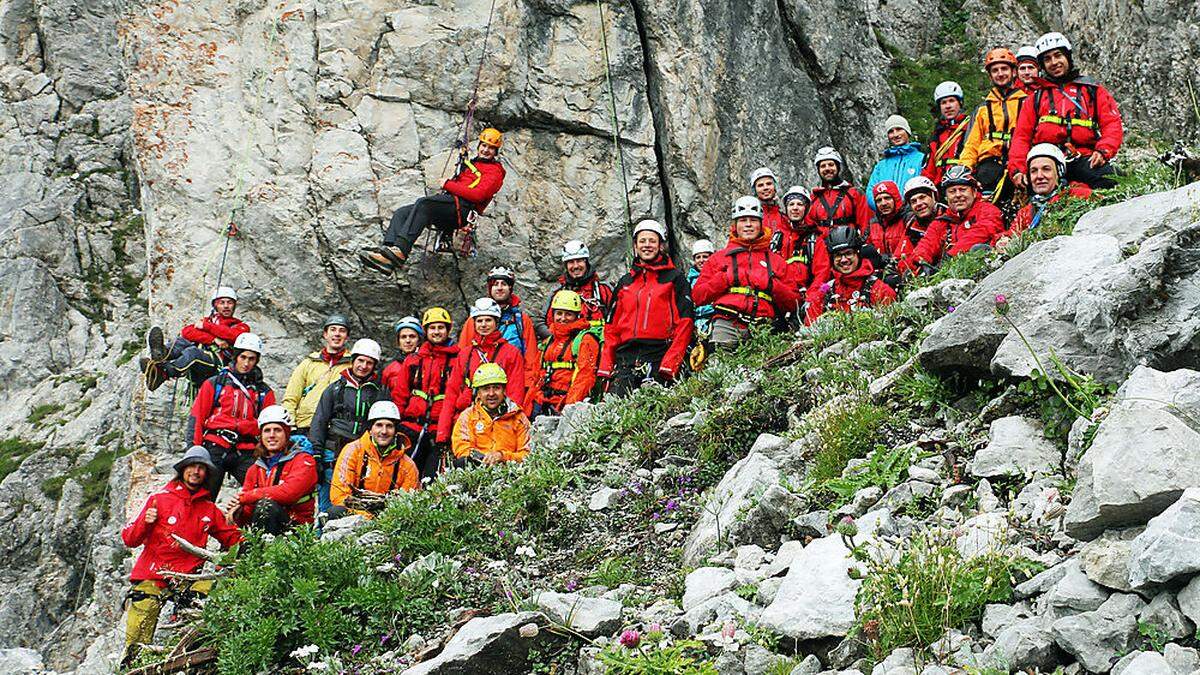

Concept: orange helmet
[[984, 48, 1017, 71], [479, 127, 503, 148]]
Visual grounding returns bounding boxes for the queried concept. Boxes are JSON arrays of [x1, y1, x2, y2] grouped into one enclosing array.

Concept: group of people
[[122, 29, 1123, 660]]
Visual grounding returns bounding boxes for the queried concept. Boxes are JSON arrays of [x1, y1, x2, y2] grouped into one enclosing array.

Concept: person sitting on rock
[[806, 226, 898, 324], [188, 332, 273, 497], [921, 82, 969, 186], [308, 338, 390, 514], [120, 445, 242, 665], [234, 405, 319, 535], [381, 316, 424, 393], [903, 166, 1005, 272], [534, 240, 614, 339], [862, 181, 909, 287], [687, 239, 716, 336], [459, 266, 539, 383], [804, 147, 873, 291], [525, 290, 601, 419], [439, 298, 527, 442], [452, 363, 532, 466], [692, 196, 801, 348], [281, 314, 352, 436], [598, 219, 694, 397], [958, 49, 1028, 206], [1015, 46, 1040, 91], [998, 143, 1095, 246], [899, 176, 947, 266], [1008, 32, 1124, 190], [141, 286, 250, 391], [390, 307, 459, 480], [359, 128, 506, 270], [867, 115, 925, 211], [750, 167, 790, 247], [329, 401, 418, 520]]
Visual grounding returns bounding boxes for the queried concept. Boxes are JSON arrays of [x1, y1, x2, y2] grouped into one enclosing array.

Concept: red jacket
[[761, 202, 788, 241], [237, 446, 319, 526], [460, 293, 540, 389], [439, 332, 526, 442], [189, 369, 276, 451], [865, 210, 913, 263], [776, 220, 825, 290], [599, 254, 694, 379], [443, 156, 505, 212], [122, 479, 242, 584], [907, 198, 1005, 269], [1005, 182, 1095, 237], [692, 226, 802, 322], [390, 341, 459, 439], [804, 183, 873, 288], [541, 272, 614, 329], [1008, 75, 1124, 176], [180, 314, 249, 346], [921, 114, 969, 184], [805, 259, 898, 324]]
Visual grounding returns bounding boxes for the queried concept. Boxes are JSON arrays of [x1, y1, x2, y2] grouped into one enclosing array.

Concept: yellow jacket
[[451, 399, 531, 463], [959, 86, 1028, 168], [282, 350, 352, 429], [331, 432, 419, 518]]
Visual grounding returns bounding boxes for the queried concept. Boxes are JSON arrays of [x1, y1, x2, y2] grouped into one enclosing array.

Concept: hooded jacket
[[863, 181, 914, 263], [330, 431, 419, 517], [525, 318, 601, 415], [439, 331, 526, 442], [905, 197, 1005, 270], [236, 443, 319, 526], [443, 156, 505, 212], [282, 349, 352, 429], [692, 224, 802, 322], [460, 292, 540, 386], [389, 341, 460, 439], [805, 258, 898, 324], [308, 369, 391, 456], [179, 314, 250, 346], [600, 254, 695, 380], [803, 182, 872, 289], [451, 399, 532, 463], [959, 87, 1028, 169], [867, 142, 926, 210], [921, 114, 970, 184], [1008, 73, 1124, 176], [536, 271, 614, 339], [122, 479, 243, 584], [189, 367, 275, 451]]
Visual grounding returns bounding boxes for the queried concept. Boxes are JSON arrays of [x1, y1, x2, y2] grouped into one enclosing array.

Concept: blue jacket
[[686, 266, 714, 321], [866, 142, 925, 211]]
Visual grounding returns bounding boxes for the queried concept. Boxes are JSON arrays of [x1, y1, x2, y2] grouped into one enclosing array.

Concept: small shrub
[[0, 438, 45, 483], [596, 638, 718, 675], [817, 444, 924, 508], [27, 403, 64, 426], [586, 555, 639, 588], [806, 400, 894, 486]]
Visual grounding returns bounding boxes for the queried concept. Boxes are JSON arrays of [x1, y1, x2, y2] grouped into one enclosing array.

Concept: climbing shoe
[[147, 326, 167, 362], [140, 357, 167, 392]]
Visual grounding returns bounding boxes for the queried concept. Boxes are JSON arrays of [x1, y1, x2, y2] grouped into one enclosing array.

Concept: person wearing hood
[[958, 49, 1029, 204], [187, 332, 274, 497], [141, 286, 251, 391], [390, 307, 460, 480], [452, 363, 532, 466], [307, 338, 391, 513], [598, 219, 695, 397], [535, 241, 614, 339], [692, 196, 801, 348], [866, 115, 926, 211], [440, 298, 527, 441], [459, 265, 539, 388], [998, 143, 1096, 246], [903, 166, 1005, 272], [120, 445, 242, 663], [862, 181, 909, 288], [804, 147, 873, 292], [525, 290, 601, 419], [281, 314, 352, 435], [806, 227, 898, 324], [1008, 32, 1123, 189], [329, 401, 418, 519], [921, 83, 970, 186], [235, 405, 319, 533]]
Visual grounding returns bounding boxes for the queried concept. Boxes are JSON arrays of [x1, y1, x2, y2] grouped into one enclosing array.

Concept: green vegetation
[[806, 401, 895, 488], [39, 446, 132, 517], [597, 639, 717, 675], [818, 444, 926, 509], [27, 403, 64, 426], [0, 438, 45, 482]]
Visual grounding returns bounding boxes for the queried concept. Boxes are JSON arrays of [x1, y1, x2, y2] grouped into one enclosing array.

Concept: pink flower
[[351, 644, 362, 656], [619, 629, 641, 649], [994, 293, 1011, 317], [647, 622, 663, 635], [721, 621, 737, 639]]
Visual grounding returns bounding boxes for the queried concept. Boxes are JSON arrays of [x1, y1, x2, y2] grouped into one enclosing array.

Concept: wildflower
[[721, 621, 736, 639], [380, 634, 391, 645], [565, 578, 579, 592], [291, 645, 320, 659], [834, 515, 858, 538], [307, 661, 328, 672], [619, 629, 641, 649], [717, 621, 740, 652], [262, 533, 276, 543], [664, 498, 679, 512], [646, 622, 664, 638], [515, 545, 536, 558], [351, 644, 362, 656], [947, 305, 956, 313], [994, 293, 1010, 316]]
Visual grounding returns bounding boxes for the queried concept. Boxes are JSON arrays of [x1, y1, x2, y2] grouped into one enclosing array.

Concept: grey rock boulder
[[983, 618, 1059, 672], [1128, 488, 1200, 588], [1051, 593, 1146, 673], [1110, 651, 1174, 675], [402, 612, 555, 675], [1137, 592, 1195, 641], [1079, 528, 1140, 592], [1045, 559, 1110, 615], [684, 452, 781, 565], [968, 416, 1060, 480], [533, 592, 622, 638], [1175, 574, 1200, 627], [683, 567, 738, 612]]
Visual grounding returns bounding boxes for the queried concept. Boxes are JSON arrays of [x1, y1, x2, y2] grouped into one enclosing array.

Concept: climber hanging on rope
[[359, 128, 507, 272]]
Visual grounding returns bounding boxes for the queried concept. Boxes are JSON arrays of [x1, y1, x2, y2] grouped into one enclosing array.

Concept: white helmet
[[233, 332, 263, 355], [933, 81, 963, 103], [367, 400, 402, 423], [257, 404, 293, 430], [902, 175, 938, 200], [1027, 143, 1067, 176], [1035, 32, 1072, 57], [632, 218, 667, 241], [349, 338, 382, 362], [486, 266, 515, 284], [469, 297, 503, 319], [691, 239, 716, 256], [782, 185, 811, 204], [813, 146, 844, 169], [210, 286, 237, 304], [730, 196, 763, 220], [748, 167, 777, 188], [561, 239, 590, 262], [1016, 45, 1039, 63]]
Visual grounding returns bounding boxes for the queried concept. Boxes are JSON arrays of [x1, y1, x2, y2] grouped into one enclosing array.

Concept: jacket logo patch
[[475, 422, 486, 432], [167, 516, 178, 525]]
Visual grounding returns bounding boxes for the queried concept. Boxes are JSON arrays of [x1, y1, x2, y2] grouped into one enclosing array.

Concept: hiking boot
[[359, 246, 406, 273], [147, 326, 167, 362], [140, 357, 167, 392]]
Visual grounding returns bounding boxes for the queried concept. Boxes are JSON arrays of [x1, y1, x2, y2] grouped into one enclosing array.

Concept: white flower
[[262, 533, 276, 543], [307, 661, 329, 671], [375, 562, 397, 573], [515, 545, 536, 558], [485, 560, 508, 570], [290, 644, 319, 659]]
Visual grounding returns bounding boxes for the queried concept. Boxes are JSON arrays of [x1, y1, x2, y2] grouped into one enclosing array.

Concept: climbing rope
[[433, 0, 500, 190], [595, 0, 634, 234]]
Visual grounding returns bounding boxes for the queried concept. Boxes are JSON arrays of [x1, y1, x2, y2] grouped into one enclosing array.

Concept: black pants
[[607, 342, 678, 398], [248, 498, 291, 535], [401, 426, 443, 483], [201, 442, 255, 498], [1066, 156, 1117, 189], [163, 338, 221, 386], [975, 157, 1015, 202], [384, 194, 465, 255]]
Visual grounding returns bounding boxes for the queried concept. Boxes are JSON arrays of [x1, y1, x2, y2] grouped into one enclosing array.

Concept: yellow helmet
[[479, 127, 503, 148], [550, 290, 583, 314], [422, 306, 453, 328], [471, 362, 508, 389]]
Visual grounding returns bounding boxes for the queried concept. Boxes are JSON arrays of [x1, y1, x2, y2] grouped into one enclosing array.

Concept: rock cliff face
[[0, 0, 1196, 669]]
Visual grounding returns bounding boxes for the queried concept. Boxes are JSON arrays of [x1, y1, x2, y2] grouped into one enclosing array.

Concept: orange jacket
[[330, 432, 419, 517], [451, 400, 531, 463], [524, 318, 600, 415], [959, 86, 1027, 168]]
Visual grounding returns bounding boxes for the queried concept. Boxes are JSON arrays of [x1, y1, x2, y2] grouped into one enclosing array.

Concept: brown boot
[[358, 246, 406, 272], [140, 357, 167, 392]]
